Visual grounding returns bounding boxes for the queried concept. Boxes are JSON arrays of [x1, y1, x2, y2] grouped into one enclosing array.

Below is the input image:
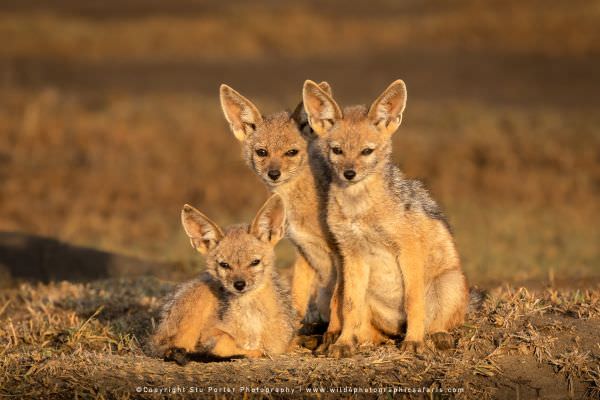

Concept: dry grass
[[1, 89, 598, 285], [1, 1, 598, 62], [1, 279, 599, 398], [1, 0, 598, 286], [0, 1, 599, 285]]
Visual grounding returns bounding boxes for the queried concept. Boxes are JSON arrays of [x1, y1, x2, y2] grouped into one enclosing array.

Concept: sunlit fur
[[220, 84, 340, 329], [319, 105, 392, 186], [303, 80, 469, 357], [151, 196, 295, 359], [242, 113, 309, 188]]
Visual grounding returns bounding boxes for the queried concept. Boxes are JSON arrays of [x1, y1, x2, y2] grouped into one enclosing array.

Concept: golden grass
[[0, 1, 598, 285], [0, 1, 598, 62], [1, 88, 598, 284], [1, 279, 598, 398]]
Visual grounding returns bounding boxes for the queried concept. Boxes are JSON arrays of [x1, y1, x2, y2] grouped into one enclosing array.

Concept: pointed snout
[[233, 280, 246, 292], [267, 169, 281, 181], [342, 162, 357, 181], [267, 161, 282, 181], [343, 170, 356, 180]]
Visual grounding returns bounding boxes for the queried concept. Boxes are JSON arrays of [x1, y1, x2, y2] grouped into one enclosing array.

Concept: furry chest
[[221, 299, 265, 351], [329, 191, 400, 250], [330, 211, 392, 252], [363, 245, 406, 334], [366, 248, 403, 301], [329, 190, 381, 231]]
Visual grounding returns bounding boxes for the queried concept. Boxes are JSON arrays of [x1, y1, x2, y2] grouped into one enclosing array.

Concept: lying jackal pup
[[303, 80, 469, 357], [151, 194, 295, 364]]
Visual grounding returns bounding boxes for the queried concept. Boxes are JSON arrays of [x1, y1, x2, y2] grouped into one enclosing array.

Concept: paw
[[164, 347, 189, 366], [327, 342, 355, 358], [399, 340, 424, 353], [245, 349, 264, 359], [431, 332, 454, 350], [314, 331, 339, 355], [295, 335, 320, 351], [299, 321, 329, 336]]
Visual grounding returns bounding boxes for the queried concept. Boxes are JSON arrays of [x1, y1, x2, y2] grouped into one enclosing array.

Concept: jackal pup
[[302, 79, 469, 357], [219, 83, 340, 330], [151, 194, 295, 364]]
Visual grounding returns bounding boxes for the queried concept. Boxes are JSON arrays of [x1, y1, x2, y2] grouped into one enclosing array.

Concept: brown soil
[[1, 279, 599, 399]]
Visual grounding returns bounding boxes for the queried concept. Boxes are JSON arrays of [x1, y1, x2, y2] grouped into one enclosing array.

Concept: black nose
[[267, 170, 281, 181], [233, 280, 246, 291], [343, 170, 356, 180]]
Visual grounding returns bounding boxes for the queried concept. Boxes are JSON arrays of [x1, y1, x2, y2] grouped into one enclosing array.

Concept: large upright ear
[[220, 84, 263, 141], [367, 79, 407, 135], [317, 81, 333, 97], [291, 81, 333, 134], [250, 194, 286, 244], [181, 204, 224, 254], [302, 80, 342, 136]]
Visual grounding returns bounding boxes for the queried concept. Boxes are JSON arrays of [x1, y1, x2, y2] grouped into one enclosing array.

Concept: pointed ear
[[181, 204, 224, 254], [317, 81, 333, 97], [220, 84, 263, 141], [302, 80, 342, 136], [291, 81, 333, 134], [367, 79, 407, 135], [250, 194, 286, 244]]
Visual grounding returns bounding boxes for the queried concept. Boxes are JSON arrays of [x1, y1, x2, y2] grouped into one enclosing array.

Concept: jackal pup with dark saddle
[[151, 194, 295, 364]]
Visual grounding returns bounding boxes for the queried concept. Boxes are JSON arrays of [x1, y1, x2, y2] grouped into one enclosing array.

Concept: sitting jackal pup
[[219, 83, 340, 330], [151, 194, 295, 363], [302, 80, 469, 357]]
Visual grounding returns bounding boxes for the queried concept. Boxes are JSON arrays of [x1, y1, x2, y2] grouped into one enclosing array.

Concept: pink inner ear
[[305, 82, 342, 121], [222, 88, 262, 127], [307, 95, 324, 115], [230, 102, 247, 126], [186, 220, 204, 239]]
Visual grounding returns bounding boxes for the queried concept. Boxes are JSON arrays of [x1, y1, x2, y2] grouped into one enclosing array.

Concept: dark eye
[[218, 262, 231, 269], [331, 147, 343, 155], [285, 149, 299, 157], [255, 149, 268, 157], [361, 148, 374, 156], [250, 259, 261, 266]]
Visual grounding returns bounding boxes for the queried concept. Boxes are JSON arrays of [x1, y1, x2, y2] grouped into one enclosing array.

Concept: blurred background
[[0, 0, 598, 287]]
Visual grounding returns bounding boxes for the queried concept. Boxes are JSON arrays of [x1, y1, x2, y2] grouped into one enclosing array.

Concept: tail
[[467, 286, 487, 314]]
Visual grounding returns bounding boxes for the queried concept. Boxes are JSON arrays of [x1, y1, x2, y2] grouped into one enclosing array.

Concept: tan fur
[[151, 195, 295, 359], [219, 83, 340, 327], [303, 80, 469, 357]]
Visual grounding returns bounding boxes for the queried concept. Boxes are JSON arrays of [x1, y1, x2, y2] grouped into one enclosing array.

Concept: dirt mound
[[1, 278, 598, 398]]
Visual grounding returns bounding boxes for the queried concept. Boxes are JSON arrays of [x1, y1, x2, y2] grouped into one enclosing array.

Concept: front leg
[[151, 280, 214, 359], [164, 332, 262, 365], [290, 251, 317, 327], [164, 347, 190, 366], [315, 280, 341, 354], [328, 254, 370, 358], [209, 330, 264, 359], [396, 239, 426, 353]]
